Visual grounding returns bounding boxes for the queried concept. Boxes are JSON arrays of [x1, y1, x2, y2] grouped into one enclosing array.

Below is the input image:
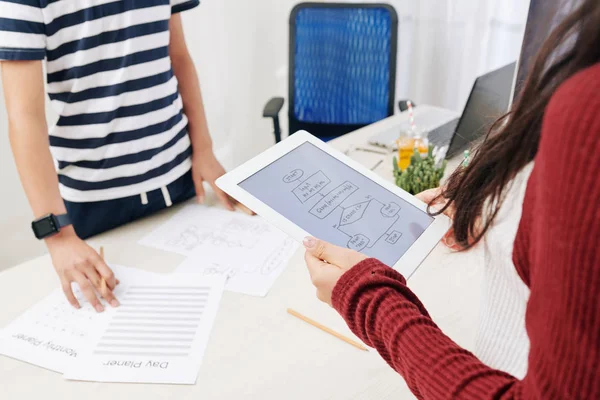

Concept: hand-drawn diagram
[[285, 169, 403, 251], [166, 219, 262, 252], [261, 237, 297, 275], [337, 199, 400, 251], [292, 171, 331, 203], [282, 169, 304, 183], [142, 205, 298, 297], [200, 263, 242, 279], [225, 217, 272, 236], [310, 181, 358, 218]]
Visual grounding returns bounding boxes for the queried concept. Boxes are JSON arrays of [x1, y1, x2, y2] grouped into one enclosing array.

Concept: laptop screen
[[447, 62, 516, 158]]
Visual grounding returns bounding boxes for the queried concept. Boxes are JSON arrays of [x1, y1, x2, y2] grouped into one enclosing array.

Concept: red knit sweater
[[332, 63, 600, 399]]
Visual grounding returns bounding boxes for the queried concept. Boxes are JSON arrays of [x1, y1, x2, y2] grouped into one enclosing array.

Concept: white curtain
[[182, 0, 531, 168]]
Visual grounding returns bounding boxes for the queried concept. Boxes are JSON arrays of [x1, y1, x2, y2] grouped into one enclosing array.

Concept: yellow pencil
[[99, 246, 107, 293], [234, 202, 255, 216], [287, 308, 368, 351]]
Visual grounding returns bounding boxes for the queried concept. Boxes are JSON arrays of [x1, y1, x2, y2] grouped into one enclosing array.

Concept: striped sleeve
[[0, 0, 46, 61], [170, 0, 199, 14]]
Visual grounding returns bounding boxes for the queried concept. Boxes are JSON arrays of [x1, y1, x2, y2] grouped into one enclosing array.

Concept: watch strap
[[55, 213, 72, 229]]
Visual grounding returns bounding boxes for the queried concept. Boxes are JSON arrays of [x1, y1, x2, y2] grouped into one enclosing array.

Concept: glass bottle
[[396, 130, 415, 171], [413, 129, 429, 158], [396, 129, 429, 170]]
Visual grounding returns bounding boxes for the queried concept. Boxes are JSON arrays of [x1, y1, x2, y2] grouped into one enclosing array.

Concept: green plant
[[393, 145, 447, 195]]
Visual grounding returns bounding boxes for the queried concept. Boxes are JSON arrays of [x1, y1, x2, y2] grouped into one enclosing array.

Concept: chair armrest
[[398, 99, 416, 112], [263, 97, 284, 118], [263, 97, 285, 143]]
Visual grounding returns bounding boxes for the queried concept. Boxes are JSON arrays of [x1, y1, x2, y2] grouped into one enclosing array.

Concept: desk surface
[[0, 114, 484, 400]]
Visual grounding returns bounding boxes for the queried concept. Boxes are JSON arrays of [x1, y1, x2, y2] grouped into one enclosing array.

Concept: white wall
[[183, 0, 530, 168], [0, 0, 529, 269]]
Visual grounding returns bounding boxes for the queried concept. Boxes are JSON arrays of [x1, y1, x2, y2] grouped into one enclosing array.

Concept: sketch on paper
[[140, 205, 299, 297], [165, 219, 262, 253], [261, 237, 297, 275]]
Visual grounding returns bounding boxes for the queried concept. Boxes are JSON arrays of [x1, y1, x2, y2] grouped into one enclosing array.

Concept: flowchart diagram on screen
[[283, 169, 404, 251]]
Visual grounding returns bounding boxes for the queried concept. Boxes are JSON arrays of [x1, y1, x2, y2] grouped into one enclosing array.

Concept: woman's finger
[[442, 229, 463, 251], [304, 251, 330, 280], [194, 176, 206, 204], [415, 187, 442, 204], [61, 277, 80, 309], [416, 187, 455, 217], [303, 237, 366, 270], [72, 268, 104, 313]]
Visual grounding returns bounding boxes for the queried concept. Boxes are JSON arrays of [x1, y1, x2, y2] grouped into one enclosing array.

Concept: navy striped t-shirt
[[0, 0, 200, 202]]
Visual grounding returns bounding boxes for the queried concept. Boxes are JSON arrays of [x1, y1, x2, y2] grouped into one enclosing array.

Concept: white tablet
[[216, 131, 450, 278]]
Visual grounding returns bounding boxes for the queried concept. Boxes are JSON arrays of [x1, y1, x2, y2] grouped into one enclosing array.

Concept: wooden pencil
[[235, 202, 255, 216], [287, 308, 368, 351], [99, 246, 108, 293]]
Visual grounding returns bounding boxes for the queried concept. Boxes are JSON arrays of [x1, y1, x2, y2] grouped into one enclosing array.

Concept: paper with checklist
[[139, 205, 298, 297], [64, 273, 225, 384], [0, 265, 160, 373], [0, 289, 111, 373]]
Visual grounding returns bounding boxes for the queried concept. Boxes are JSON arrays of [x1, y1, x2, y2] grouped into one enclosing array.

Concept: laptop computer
[[368, 62, 516, 159]]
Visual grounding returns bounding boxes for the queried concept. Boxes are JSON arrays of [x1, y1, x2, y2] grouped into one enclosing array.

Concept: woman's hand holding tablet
[[216, 131, 450, 278]]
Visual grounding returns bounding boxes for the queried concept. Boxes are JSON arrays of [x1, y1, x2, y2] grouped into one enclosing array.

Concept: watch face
[[32, 215, 57, 239]]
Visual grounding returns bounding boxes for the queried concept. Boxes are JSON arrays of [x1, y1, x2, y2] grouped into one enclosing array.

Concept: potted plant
[[393, 145, 447, 195]]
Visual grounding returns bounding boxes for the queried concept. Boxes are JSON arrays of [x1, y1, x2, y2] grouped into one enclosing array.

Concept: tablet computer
[[216, 131, 450, 278]]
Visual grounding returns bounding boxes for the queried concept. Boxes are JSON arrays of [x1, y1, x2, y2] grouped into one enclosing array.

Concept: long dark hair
[[434, 0, 600, 249]]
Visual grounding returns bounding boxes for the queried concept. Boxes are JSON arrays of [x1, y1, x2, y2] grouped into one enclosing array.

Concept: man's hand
[[303, 237, 368, 306], [191, 148, 254, 214], [46, 228, 119, 312], [191, 148, 233, 209]]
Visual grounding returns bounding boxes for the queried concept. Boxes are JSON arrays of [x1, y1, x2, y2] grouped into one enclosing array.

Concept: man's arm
[[3, 61, 64, 219], [1, 61, 118, 310], [168, 14, 236, 210]]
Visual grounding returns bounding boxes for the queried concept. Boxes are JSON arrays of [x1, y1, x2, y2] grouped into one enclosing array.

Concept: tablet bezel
[[216, 131, 450, 278]]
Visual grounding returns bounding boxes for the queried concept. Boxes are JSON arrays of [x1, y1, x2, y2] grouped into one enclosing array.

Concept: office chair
[[263, 3, 398, 143]]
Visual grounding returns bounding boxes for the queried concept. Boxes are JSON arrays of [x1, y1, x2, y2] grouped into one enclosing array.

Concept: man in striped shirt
[[0, 0, 240, 310]]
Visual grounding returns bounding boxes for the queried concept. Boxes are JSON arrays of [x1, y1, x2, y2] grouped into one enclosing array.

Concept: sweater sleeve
[[332, 63, 600, 400]]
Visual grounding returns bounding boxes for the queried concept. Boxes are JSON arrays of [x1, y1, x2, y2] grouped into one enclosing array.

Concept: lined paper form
[[96, 284, 211, 357], [64, 273, 225, 384]]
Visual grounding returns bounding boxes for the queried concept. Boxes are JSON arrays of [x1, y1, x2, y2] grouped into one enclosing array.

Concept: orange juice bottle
[[396, 129, 429, 170]]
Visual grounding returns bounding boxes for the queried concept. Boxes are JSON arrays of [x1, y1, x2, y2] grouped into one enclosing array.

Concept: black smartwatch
[[31, 213, 72, 240]]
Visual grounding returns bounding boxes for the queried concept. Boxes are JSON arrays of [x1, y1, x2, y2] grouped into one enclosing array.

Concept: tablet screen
[[239, 142, 434, 266]]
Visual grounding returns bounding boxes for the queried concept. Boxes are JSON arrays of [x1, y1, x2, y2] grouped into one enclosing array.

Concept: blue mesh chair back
[[289, 3, 398, 140]]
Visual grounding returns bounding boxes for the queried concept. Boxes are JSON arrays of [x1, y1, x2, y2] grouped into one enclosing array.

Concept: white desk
[[0, 114, 484, 400]]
